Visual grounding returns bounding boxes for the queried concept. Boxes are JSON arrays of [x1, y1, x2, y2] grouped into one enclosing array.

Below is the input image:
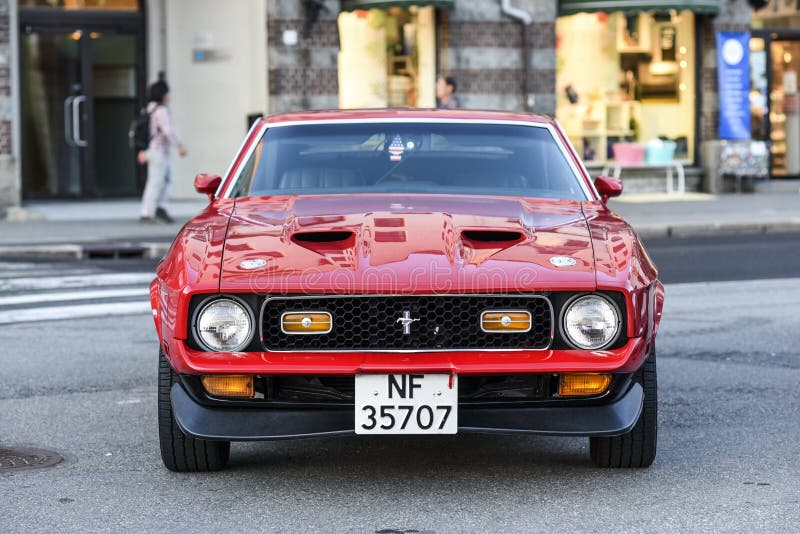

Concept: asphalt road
[[1, 233, 799, 533], [643, 232, 800, 284]]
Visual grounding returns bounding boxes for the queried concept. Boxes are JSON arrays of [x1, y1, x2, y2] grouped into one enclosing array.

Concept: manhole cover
[[0, 447, 62, 472]]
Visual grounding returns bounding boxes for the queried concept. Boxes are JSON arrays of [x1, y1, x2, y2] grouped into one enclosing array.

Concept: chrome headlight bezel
[[192, 296, 255, 352], [560, 293, 622, 351]]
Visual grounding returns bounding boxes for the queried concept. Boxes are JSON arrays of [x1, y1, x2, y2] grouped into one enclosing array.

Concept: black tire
[[590, 349, 657, 468], [158, 351, 230, 472]]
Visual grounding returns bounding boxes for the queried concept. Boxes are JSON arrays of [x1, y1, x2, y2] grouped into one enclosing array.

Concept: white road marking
[[0, 301, 151, 324], [0, 262, 95, 279], [0, 272, 153, 292], [0, 262, 42, 269], [0, 271, 94, 280], [0, 288, 150, 306], [0, 269, 156, 325]]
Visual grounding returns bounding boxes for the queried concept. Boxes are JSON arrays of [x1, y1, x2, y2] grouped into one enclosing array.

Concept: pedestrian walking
[[436, 75, 462, 109], [138, 78, 187, 224]]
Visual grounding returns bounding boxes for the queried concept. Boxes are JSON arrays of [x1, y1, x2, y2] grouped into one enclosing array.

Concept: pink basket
[[612, 142, 645, 165]]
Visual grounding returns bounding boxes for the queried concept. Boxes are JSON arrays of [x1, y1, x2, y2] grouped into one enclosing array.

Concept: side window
[[230, 139, 264, 198], [541, 132, 582, 195]]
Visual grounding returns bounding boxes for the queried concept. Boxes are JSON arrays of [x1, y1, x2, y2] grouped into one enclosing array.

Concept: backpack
[[129, 107, 153, 151]]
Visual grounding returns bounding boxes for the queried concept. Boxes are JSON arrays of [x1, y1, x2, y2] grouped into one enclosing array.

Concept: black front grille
[[261, 295, 552, 351], [260, 374, 550, 402], [270, 376, 355, 401], [459, 374, 550, 402]]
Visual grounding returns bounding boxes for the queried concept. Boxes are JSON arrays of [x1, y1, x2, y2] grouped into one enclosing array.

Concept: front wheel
[[589, 349, 658, 468], [158, 351, 230, 472]]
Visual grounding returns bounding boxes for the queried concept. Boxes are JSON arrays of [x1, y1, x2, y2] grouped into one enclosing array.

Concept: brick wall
[[0, 0, 18, 211], [439, 0, 557, 114], [699, 15, 718, 145], [266, 0, 340, 114], [0, 2, 10, 156]]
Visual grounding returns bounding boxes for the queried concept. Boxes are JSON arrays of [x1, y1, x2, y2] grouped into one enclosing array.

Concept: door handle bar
[[72, 95, 88, 147], [64, 96, 76, 147]]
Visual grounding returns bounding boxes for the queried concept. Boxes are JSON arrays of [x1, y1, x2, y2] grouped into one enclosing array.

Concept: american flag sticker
[[388, 135, 405, 162]]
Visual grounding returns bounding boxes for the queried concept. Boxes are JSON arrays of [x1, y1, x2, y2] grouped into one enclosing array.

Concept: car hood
[[219, 194, 596, 293]]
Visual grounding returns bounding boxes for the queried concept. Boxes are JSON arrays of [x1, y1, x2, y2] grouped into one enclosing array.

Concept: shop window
[[338, 7, 436, 109], [556, 11, 696, 165], [767, 40, 800, 176]]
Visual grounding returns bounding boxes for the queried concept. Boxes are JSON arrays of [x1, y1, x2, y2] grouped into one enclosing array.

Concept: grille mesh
[[265, 375, 550, 402], [261, 295, 552, 351]]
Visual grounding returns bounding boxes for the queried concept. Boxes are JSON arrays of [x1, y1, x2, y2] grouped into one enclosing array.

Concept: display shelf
[[769, 89, 789, 174], [558, 97, 640, 165]]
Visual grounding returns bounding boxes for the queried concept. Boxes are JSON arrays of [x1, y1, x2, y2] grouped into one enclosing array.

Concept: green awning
[[341, 0, 454, 11], [559, 0, 719, 15]]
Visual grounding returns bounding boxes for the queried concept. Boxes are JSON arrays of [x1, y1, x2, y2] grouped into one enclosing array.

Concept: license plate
[[355, 374, 458, 435]]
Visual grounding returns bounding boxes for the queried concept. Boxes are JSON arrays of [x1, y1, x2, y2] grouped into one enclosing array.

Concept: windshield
[[229, 122, 588, 201]]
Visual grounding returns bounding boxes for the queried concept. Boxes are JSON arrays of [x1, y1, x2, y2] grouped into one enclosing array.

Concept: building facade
[[0, 0, 760, 212], [267, 0, 558, 114]]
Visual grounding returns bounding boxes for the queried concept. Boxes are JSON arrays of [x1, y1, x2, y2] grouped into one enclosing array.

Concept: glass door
[[89, 32, 139, 196], [21, 29, 86, 197], [20, 13, 143, 198]]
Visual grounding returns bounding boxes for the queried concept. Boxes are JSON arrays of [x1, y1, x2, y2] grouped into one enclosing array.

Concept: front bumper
[[171, 380, 644, 441], [166, 335, 650, 375]]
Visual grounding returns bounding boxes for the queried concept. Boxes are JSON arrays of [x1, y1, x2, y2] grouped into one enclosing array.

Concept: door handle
[[72, 95, 88, 147], [64, 96, 76, 147]]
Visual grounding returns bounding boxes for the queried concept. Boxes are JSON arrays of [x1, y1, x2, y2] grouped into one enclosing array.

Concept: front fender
[[151, 198, 235, 361], [583, 201, 663, 355]]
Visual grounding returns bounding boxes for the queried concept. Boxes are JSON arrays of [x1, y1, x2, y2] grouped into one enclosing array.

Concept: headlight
[[562, 294, 621, 350], [195, 298, 254, 352]]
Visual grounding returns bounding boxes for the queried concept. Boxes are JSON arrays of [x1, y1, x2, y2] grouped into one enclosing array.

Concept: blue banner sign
[[716, 31, 751, 140]]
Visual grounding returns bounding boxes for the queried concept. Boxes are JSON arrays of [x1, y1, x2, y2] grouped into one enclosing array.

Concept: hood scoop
[[290, 230, 356, 258], [461, 230, 524, 246], [460, 229, 526, 266], [292, 230, 354, 244]]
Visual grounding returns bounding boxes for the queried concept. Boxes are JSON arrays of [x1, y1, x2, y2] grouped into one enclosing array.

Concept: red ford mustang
[[150, 109, 664, 471]]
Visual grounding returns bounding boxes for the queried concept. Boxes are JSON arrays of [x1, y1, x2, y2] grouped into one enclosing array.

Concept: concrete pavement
[[0, 190, 798, 258], [2, 272, 798, 532]]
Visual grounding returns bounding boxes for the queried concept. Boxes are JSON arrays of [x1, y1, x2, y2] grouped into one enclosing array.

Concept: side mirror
[[594, 176, 623, 203], [194, 173, 222, 201]]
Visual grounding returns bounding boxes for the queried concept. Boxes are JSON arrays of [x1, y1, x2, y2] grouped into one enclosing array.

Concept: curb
[[0, 241, 171, 260], [634, 221, 800, 239]]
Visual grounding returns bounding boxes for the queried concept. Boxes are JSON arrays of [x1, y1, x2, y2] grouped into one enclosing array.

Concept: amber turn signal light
[[481, 310, 532, 333], [558, 373, 612, 397], [281, 312, 332, 334], [201, 375, 254, 398]]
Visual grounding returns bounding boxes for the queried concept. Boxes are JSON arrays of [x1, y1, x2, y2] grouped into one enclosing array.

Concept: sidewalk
[[608, 189, 800, 238], [0, 191, 798, 258], [0, 199, 206, 258]]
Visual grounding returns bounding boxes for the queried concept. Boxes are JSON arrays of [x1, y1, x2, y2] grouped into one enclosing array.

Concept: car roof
[[259, 108, 556, 126]]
